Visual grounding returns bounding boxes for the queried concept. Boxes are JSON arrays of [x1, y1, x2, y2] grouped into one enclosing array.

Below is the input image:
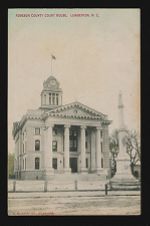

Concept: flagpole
[[51, 54, 56, 75], [51, 56, 52, 75]]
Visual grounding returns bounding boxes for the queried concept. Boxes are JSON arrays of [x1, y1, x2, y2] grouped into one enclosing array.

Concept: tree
[[124, 130, 141, 165], [124, 130, 141, 178], [8, 153, 15, 178], [109, 129, 141, 178]]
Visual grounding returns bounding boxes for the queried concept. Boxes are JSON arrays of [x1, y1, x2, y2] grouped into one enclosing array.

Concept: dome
[[43, 75, 62, 91]]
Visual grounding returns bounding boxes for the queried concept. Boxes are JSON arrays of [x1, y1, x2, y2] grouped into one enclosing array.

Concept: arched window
[[35, 157, 40, 169], [35, 140, 40, 151]]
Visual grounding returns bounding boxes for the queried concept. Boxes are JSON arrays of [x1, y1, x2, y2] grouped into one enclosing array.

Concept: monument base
[[110, 179, 140, 190], [110, 158, 140, 190]]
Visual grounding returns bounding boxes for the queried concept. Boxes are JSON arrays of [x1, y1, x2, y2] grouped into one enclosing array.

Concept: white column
[[102, 125, 110, 169], [64, 124, 71, 173], [91, 129, 96, 172], [44, 125, 54, 178], [80, 125, 87, 172], [96, 126, 102, 173]]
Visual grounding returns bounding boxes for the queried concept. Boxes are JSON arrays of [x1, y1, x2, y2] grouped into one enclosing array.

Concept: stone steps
[[109, 179, 140, 191]]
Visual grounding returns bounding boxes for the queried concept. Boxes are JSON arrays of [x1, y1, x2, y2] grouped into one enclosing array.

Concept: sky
[[8, 8, 140, 153]]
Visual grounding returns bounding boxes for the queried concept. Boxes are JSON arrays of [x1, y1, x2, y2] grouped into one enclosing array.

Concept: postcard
[[8, 8, 140, 216]]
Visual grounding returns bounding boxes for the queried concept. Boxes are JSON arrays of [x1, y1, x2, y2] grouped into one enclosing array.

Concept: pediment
[[44, 101, 107, 120]]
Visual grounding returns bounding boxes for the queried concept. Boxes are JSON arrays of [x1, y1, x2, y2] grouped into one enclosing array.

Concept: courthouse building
[[12, 75, 112, 180]]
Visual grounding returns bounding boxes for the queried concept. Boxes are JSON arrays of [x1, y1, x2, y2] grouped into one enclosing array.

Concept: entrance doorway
[[70, 158, 78, 173]]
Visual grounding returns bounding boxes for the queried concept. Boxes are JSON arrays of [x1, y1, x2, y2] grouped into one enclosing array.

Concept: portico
[[43, 120, 104, 178]]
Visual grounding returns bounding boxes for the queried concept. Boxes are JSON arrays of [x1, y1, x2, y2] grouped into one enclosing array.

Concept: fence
[[8, 180, 140, 195], [9, 180, 105, 192]]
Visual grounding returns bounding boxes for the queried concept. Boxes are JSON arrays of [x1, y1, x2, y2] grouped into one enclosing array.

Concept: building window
[[53, 128, 57, 136], [70, 140, 73, 148], [63, 157, 65, 168], [44, 94, 46, 105], [86, 158, 88, 168], [22, 143, 24, 153], [70, 129, 78, 152], [52, 141, 57, 152], [17, 157, 19, 170], [53, 158, 57, 169], [56, 94, 59, 105], [35, 157, 40, 169], [35, 140, 40, 151], [49, 93, 51, 104], [74, 140, 77, 148], [101, 142, 103, 153], [86, 141, 88, 149], [74, 131, 77, 136], [25, 157, 26, 170], [24, 141, 26, 153], [101, 158, 103, 168], [35, 128, 40, 135], [52, 93, 55, 105], [86, 130, 88, 136]]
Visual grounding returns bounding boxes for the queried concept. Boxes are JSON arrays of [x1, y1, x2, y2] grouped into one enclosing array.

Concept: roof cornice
[[43, 101, 107, 120]]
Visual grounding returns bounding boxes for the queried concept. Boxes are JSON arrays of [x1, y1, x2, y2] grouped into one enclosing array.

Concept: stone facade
[[12, 76, 112, 180]]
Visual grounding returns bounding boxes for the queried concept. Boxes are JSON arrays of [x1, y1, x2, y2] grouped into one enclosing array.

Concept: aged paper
[[8, 8, 140, 216]]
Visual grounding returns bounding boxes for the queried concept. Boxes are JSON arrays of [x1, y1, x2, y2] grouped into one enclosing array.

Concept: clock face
[[50, 79, 56, 86]]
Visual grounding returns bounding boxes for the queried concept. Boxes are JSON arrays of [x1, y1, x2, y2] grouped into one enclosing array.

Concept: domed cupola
[[40, 76, 63, 110]]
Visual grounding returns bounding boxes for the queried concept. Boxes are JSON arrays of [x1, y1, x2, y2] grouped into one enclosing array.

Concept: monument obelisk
[[110, 92, 139, 189]]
